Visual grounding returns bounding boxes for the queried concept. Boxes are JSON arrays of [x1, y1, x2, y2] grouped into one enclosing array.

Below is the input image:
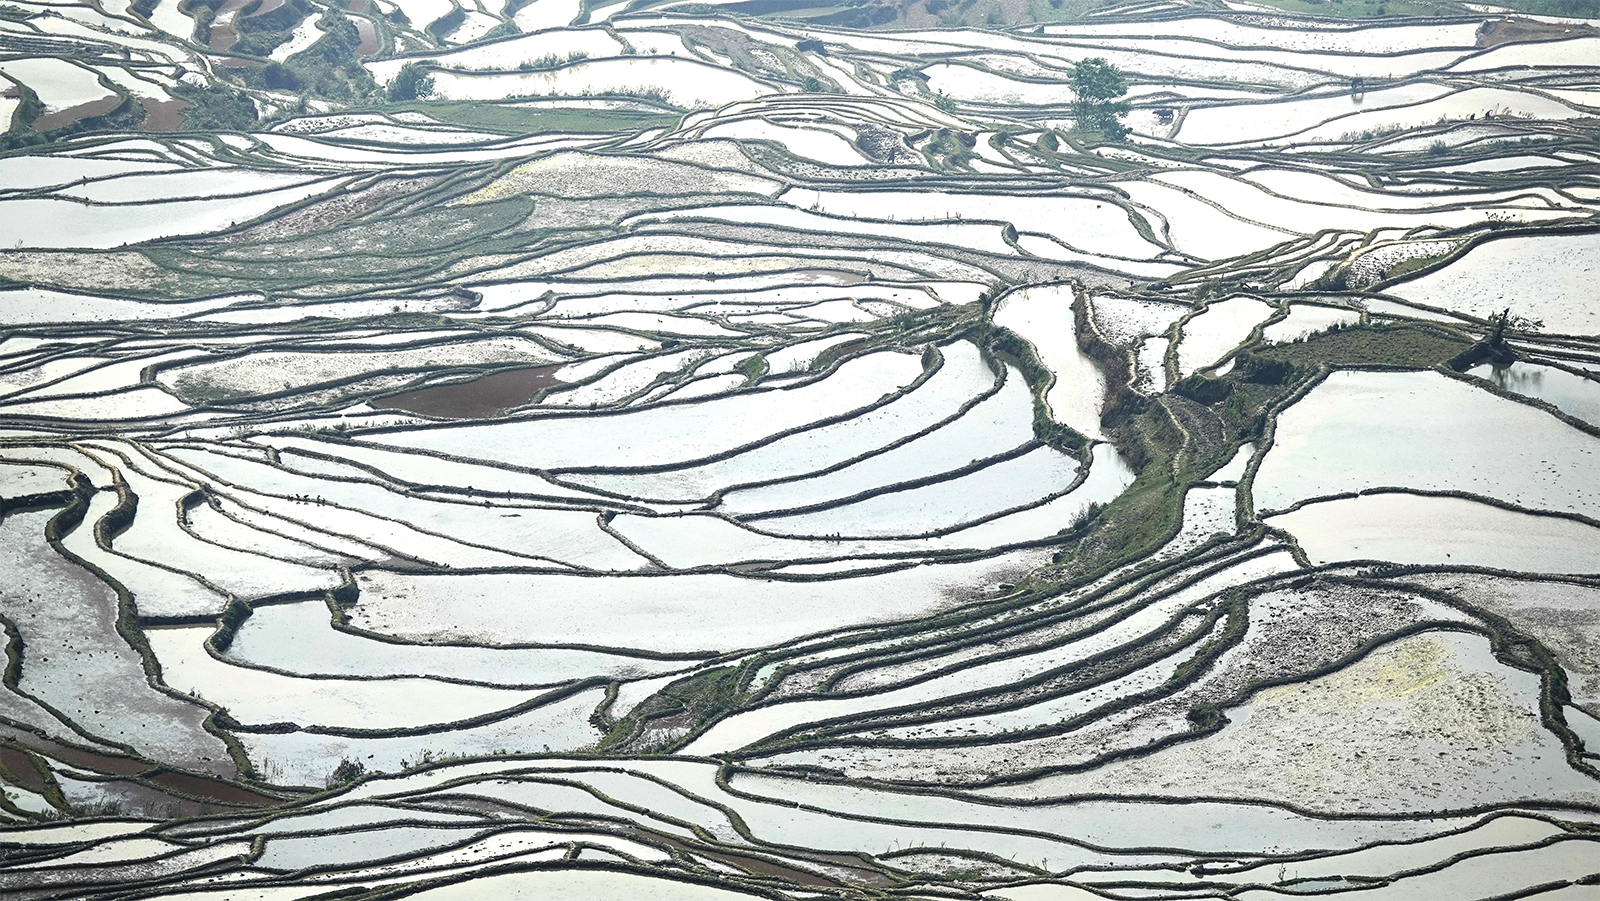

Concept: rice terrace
[[1, 0, 1600, 891]]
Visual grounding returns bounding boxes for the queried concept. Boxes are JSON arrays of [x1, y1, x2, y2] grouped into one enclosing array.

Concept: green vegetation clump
[[210, 598, 254, 652], [271, 8, 376, 98], [520, 50, 589, 71], [734, 353, 768, 384], [1504, 0, 1598, 13], [1255, 322, 1468, 370], [388, 62, 436, 101], [1234, 352, 1296, 385], [426, 5, 466, 40], [1172, 373, 1232, 404], [481, 19, 520, 40], [1242, 0, 1455, 16], [0, 83, 44, 149], [231, 0, 312, 57], [1071, 58, 1131, 140], [601, 666, 751, 752], [325, 757, 365, 787], [175, 83, 261, 131]]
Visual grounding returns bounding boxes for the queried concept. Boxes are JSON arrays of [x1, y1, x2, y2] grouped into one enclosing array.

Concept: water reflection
[[1474, 361, 1543, 393], [1469, 360, 1600, 428]]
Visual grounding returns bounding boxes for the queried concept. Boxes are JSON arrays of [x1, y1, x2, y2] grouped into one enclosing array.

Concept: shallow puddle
[[372, 365, 565, 418], [353, 16, 379, 56]]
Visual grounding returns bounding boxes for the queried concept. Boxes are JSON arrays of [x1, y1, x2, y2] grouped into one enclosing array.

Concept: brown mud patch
[[1477, 17, 1597, 47], [353, 16, 379, 55], [141, 97, 191, 132], [374, 366, 565, 418], [0, 726, 148, 777], [0, 746, 49, 793], [144, 769, 283, 806], [31, 95, 121, 132], [207, 0, 255, 50]]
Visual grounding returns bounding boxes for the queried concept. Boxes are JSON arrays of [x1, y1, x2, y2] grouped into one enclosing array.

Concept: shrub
[[388, 62, 435, 101], [1236, 353, 1295, 385], [519, 50, 587, 71], [1172, 373, 1232, 404], [262, 61, 302, 90], [326, 758, 365, 787], [175, 83, 259, 131]]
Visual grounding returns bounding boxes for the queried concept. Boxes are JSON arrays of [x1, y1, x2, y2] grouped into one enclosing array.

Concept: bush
[[175, 83, 259, 131], [326, 758, 365, 787], [1236, 353, 1295, 385], [262, 61, 301, 90], [246, 8, 373, 99], [519, 50, 586, 71], [1172, 373, 1232, 404], [388, 62, 435, 101], [801, 75, 824, 92]]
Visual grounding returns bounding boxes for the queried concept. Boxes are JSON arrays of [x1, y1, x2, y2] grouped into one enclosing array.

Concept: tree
[[262, 61, 301, 91], [1070, 57, 1131, 140], [387, 62, 435, 101]]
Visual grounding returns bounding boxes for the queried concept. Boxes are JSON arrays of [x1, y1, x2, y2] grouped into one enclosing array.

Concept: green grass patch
[[600, 666, 749, 753], [385, 100, 679, 134], [1255, 322, 1469, 370], [1238, 0, 1455, 16]]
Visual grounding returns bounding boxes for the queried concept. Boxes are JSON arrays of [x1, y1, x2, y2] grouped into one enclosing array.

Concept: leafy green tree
[[1070, 57, 1130, 140], [388, 62, 435, 101], [262, 61, 302, 91]]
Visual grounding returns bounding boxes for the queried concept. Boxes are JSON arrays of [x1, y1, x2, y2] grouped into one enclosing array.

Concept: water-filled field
[[1, 0, 1599, 897]]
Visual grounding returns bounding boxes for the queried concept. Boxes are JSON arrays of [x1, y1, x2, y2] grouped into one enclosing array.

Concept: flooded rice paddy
[[0, 2, 1599, 899]]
